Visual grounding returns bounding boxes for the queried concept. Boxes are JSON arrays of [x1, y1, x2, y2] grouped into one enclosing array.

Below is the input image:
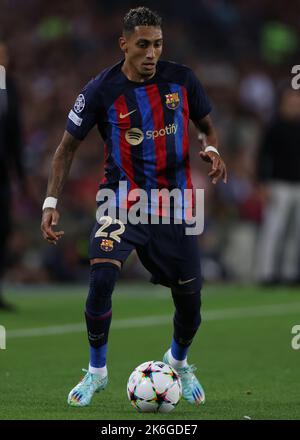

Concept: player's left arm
[[194, 115, 227, 184]]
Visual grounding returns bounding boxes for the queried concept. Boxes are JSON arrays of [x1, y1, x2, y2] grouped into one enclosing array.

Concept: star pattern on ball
[[128, 386, 138, 404], [154, 389, 169, 405], [142, 365, 154, 379]]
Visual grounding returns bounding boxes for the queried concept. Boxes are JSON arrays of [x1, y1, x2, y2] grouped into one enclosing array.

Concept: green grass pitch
[[0, 283, 300, 420]]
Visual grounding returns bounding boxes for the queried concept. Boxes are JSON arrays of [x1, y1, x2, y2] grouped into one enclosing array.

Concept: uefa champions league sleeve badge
[[74, 94, 85, 113]]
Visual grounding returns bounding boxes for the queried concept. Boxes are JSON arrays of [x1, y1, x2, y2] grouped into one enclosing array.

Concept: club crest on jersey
[[74, 94, 85, 113], [100, 239, 114, 252], [165, 92, 180, 110]]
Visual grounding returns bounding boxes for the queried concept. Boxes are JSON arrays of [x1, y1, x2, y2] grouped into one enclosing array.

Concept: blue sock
[[171, 337, 189, 361], [90, 343, 108, 368]]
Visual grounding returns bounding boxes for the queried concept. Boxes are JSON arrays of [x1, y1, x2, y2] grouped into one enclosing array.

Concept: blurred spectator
[[0, 39, 25, 309], [239, 68, 275, 122], [255, 87, 300, 284]]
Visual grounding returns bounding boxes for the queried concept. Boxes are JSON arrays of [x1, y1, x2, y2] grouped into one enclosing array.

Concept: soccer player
[[41, 7, 227, 407]]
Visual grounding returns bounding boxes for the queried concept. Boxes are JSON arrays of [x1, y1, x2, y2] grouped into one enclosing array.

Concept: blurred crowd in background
[[1, 0, 300, 286]]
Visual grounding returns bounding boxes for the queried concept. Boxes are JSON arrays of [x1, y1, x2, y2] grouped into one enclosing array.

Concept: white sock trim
[[88, 364, 107, 377], [168, 349, 188, 368]]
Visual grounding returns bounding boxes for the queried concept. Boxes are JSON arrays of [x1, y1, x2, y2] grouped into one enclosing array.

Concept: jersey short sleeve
[[186, 69, 212, 122], [66, 79, 100, 141]]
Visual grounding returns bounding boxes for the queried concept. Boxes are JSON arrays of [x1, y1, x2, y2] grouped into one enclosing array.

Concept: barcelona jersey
[[66, 59, 211, 210]]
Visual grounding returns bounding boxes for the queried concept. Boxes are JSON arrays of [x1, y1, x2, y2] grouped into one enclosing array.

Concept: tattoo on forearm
[[195, 117, 218, 148], [47, 141, 77, 198]]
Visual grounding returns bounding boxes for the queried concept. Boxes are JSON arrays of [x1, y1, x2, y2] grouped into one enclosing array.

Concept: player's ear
[[119, 36, 128, 54]]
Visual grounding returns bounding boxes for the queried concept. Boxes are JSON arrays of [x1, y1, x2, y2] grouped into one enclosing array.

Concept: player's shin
[[85, 310, 111, 376], [85, 263, 120, 376], [163, 288, 205, 405], [169, 289, 201, 366]]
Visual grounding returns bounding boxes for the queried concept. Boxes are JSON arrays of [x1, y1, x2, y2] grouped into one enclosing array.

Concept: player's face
[[120, 26, 163, 80]]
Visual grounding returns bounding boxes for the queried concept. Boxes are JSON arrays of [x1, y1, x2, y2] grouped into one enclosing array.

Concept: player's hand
[[199, 150, 227, 184], [41, 208, 64, 245]]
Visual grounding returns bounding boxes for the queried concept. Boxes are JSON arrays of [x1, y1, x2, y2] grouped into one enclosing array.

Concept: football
[[127, 360, 182, 413]]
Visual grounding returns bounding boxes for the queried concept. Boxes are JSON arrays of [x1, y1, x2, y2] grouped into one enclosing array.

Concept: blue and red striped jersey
[[66, 59, 211, 210]]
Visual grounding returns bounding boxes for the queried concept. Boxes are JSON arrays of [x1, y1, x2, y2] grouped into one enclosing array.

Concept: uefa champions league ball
[[127, 360, 182, 413]]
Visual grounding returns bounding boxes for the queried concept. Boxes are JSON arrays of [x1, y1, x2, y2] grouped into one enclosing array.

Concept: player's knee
[[174, 308, 201, 330], [86, 262, 120, 315], [90, 262, 120, 294], [172, 289, 202, 327]]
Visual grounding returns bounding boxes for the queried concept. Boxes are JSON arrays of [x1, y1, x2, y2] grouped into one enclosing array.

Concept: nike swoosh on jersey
[[119, 109, 137, 119], [178, 277, 196, 285]]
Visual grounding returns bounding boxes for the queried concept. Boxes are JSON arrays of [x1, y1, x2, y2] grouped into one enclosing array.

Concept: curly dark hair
[[123, 6, 162, 34]]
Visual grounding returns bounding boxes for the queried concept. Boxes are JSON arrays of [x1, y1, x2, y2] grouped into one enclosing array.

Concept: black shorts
[[89, 212, 202, 291]]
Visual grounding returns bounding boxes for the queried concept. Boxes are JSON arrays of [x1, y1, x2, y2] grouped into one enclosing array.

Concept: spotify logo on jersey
[[125, 128, 144, 146]]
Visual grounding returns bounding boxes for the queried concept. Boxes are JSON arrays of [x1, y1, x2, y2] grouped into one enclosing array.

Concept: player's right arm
[[41, 131, 81, 245], [41, 76, 101, 244]]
